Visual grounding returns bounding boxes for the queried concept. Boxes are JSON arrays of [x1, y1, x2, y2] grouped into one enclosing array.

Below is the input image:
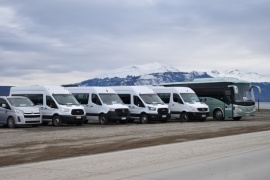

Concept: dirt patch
[[1, 111, 270, 167]]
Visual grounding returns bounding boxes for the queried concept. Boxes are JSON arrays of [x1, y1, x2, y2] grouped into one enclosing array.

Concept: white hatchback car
[[0, 96, 41, 128]]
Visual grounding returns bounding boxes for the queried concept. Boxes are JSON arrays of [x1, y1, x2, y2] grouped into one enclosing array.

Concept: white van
[[10, 86, 86, 126], [0, 96, 41, 128], [151, 86, 209, 122], [66, 87, 130, 125], [111, 86, 170, 123]]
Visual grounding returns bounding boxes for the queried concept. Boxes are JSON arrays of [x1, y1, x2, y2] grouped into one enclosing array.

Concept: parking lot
[[1, 111, 270, 167]]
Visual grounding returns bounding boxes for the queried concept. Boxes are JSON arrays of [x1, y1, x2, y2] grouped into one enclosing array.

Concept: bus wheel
[[99, 114, 108, 125], [7, 117, 16, 128], [52, 116, 62, 126], [140, 114, 149, 124], [214, 109, 224, 121], [233, 117, 242, 121], [180, 112, 189, 122]]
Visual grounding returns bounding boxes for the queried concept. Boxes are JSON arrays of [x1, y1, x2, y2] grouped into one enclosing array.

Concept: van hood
[[186, 102, 209, 109], [107, 104, 129, 109], [16, 106, 40, 113]]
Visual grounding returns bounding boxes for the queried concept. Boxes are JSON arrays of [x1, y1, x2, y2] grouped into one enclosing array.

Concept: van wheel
[[180, 112, 189, 122], [140, 114, 149, 124], [214, 109, 224, 121], [99, 114, 108, 125], [7, 117, 16, 128], [52, 116, 62, 126]]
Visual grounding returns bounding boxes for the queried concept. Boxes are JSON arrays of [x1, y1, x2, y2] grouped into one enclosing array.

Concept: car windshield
[[99, 94, 123, 105], [234, 84, 254, 102], [53, 94, 80, 105], [180, 93, 200, 103], [7, 97, 34, 107], [140, 94, 164, 104]]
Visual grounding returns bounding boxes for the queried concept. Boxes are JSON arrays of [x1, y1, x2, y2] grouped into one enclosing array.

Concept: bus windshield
[[53, 94, 80, 105], [180, 93, 200, 103], [140, 94, 164, 104], [99, 94, 123, 105], [234, 84, 254, 102]]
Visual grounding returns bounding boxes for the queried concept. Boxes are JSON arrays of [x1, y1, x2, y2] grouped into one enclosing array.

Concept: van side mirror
[[2, 104, 7, 108]]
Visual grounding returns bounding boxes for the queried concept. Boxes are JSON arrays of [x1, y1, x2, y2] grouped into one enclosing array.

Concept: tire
[[140, 114, 149, 124], [214, 109, 224, 121], [84, 120, 88, 124], [52, 116, 62, 126], [180, 112, 189, 122], [7, 117, 16, 128], [161, 119, 168, 123], [233, 117, 242, 121], [99, 114, 108, 125]]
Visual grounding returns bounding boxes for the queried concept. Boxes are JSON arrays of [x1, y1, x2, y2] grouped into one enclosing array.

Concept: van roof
[[111, 86, 155, 94], [151, 86, 195, 93], [66, 87, 116, 94], [10, 85, 70, 94]]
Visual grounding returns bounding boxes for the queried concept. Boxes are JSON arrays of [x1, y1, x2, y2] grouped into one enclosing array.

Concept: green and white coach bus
[[161, 77, 261, 121]]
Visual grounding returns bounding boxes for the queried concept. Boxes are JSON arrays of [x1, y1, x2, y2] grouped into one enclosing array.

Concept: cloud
[[0, 0, 270, 86]]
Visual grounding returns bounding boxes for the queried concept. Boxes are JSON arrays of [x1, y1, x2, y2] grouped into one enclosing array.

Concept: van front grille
[[24, 115, 41, 118], [71, 109, 84, 115], [115, 109, 129, 116], [197, 108, 208, 112], [158, 108, 169, 115]]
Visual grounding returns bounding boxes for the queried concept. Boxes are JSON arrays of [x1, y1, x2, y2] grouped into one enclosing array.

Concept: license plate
[[76, 116, 81, 119], [202, 114, 206, 117], [121, 117, 126, 120], [162, 115, 166, 118]]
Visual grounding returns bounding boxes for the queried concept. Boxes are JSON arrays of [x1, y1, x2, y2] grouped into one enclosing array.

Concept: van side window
[[11, 94, 43, 105], [46, 96, 57, 108], [72, 93, 89, 104], [92, 94, 102, 105], [134, 96, 145, 107], [118, 94, 131, 104], [0, 98, 10, 109], [157, 93, 170, 104], [173, 93, 183, 104]]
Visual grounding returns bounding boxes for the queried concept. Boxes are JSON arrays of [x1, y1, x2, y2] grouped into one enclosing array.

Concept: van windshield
[[140, 94, 164, 104], [180, 93, 200, 103], [53, 94, 79, 105], [7, 97, 35, 107], [99, 94, 123, 105]]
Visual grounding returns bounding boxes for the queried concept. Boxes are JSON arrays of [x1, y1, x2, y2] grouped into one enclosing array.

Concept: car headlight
[[62, 108, 70, 112], [15, 109, 24, 114], [148, 106, 156, 111], [109, 108, 115, 111]]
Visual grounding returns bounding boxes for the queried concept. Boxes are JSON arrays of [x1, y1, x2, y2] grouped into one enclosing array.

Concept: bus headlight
[[235, 107, 242, 113], [148, 106, 156, 111]]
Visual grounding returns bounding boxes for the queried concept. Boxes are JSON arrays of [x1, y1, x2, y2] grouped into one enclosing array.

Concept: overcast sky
[[0, 0, 270, 86]]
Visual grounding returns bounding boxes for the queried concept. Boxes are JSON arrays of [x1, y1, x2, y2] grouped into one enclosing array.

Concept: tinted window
[[46, 96, 57, 108], [157, 93, 170, 104], [92, 94, 102, 105], [134, 96, 145, 107], [118, 94, 131, 104], [72, 93, 89, 104], [173, 93, 183, 104]]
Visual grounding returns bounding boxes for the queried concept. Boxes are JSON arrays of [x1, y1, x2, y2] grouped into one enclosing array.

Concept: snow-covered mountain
[[96, 62, 180, 79], [209, 69, 269, 83]]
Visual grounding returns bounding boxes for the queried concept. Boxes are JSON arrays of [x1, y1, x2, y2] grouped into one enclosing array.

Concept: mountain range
[[73, 62, 270, 101]]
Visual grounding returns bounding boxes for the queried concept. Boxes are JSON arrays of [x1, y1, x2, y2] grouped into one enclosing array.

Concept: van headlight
[[109, 108, 115, 111], [15, 109, 24, 114], [148, 106, 156, 111], [62, 108, 70, 112]]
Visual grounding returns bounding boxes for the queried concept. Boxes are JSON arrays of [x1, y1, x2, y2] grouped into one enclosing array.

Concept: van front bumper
[[107, 111, 130, 122], [60, 115, 87, 124], [147, 113, 171, 121], [187, 112, 209, 120]]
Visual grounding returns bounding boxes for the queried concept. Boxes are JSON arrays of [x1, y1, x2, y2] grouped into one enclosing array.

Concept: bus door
[[223, 89, 233, 118]]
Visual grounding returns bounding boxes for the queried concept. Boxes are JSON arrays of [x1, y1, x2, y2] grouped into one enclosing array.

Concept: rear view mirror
[[1, 104, 7, 108]]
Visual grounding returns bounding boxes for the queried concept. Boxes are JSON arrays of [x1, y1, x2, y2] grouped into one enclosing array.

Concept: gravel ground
[[0, 111, 270, 167]]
